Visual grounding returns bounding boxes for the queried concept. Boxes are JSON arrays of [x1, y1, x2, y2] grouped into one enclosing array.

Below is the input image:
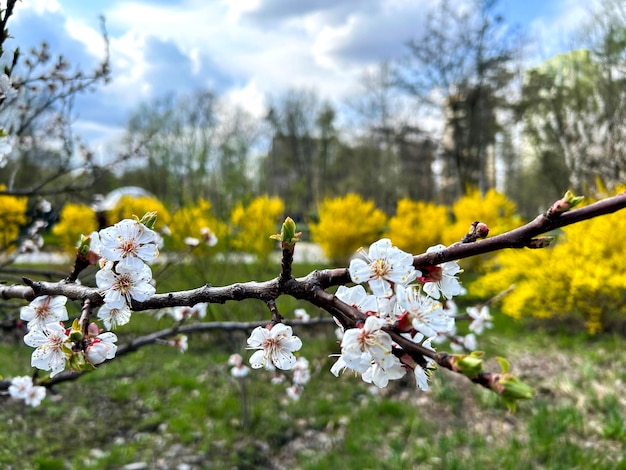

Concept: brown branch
[[315, 192, 626, 287], [0, 317, 335, 390], [79, 299, 92, 336]]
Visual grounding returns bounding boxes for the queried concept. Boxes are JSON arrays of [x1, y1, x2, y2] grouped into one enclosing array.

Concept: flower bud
[[500, 375, 535, 400], [270, 217, 302, 247], [452, 351, 484, 379], [474, 222, 490, 239], [498, 375, 535, 412], [85, 332, 118, 365], [77, 234, 91, 258], [461, 221, 489, 243], [547, 190, 584, 217], [67, 318, 83, 342]]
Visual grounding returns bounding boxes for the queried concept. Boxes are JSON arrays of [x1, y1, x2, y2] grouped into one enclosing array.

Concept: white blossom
[[230, 364, 250, 378], [184, 237, 200, 247], [414, 365, 430, 391], [8, 376, 46, 407], [396, 284, 454, 337], [23, 322, 69, 377], [335, 285, 379, 315], [341, 316, 395, 371], [247, 323, 302, 370], [8, 376, 34, 400], [170, 334, 188, 353], [85, 332, 118, 365], [96, 263, 155, 308], [467, 305, 493, 334], [97, 303, 132, 330], [292, 357, 311, 386], [349, 238, 419, 297], [294, 308, 310, 322], [20, 295, 68, 331], [0, 134, 11, 166], [96, 219, 160, 271], [362, 359, 406, 388], [421, 245, 464, 300], [286, 384, 303, 401], [200, 227, 218, 246], [451, 333, 478, 353], [0, 74, 18, 99], [228, 353, 250, 378], [168, 302, 207, 322]]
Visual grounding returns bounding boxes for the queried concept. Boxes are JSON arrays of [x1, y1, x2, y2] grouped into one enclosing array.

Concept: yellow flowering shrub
[[0, 185, 28, 250], [385, 199, 450, 255], [310, 193, 387, 264], [443, 188, 522, 271], [167, 199, 228, 252], [106, 195, 171, 231], [230, 195, 284, 261], [52, 203, 98, 253], [471, 188, 626, 333]]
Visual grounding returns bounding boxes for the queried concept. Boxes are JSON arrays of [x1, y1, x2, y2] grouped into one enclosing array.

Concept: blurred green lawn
[[1, 260, 625, 469]]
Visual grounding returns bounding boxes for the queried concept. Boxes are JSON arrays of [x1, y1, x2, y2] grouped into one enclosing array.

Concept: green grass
[[1, 259, 625, 469]]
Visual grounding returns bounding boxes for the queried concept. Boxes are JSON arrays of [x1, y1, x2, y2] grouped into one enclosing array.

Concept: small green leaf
[[496, 356, 510, 374]]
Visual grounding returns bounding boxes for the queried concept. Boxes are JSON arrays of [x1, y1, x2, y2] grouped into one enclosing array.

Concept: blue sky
[[4, 0, 599, 155]]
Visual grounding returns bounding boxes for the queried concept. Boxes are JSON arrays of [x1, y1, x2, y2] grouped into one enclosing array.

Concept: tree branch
[[1, 193, 625, 307]]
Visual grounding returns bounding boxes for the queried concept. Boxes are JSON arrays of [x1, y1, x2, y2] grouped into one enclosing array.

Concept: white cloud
[[64, 18, 107, 59], [6, 0, 605, 153], [13, 0, 60, 17]]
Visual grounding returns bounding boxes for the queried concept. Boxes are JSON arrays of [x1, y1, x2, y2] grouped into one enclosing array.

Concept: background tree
[[345, 62, 435, 212], [260, 88, 327, 217], [120, 91, 257, 217], [397, 0, 518, 203], [0, 17, 111, 202], [121, 91, 218, 208], [520, 47, 625, 194]]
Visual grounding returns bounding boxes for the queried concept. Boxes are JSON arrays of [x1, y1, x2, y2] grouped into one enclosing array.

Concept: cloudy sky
[[5, 0, 599, 156]]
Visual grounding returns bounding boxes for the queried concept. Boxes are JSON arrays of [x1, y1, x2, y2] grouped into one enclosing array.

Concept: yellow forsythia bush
[[0, 185, 28, 250], [472, 188, 626, 333], [310, 193, 387, 264], [386, 199, 450, 255], [52, 203, 98, 253], [230, 195, 284, 261], [106, 195, 171, 231], [443, 188, 522, 271], [168, 199, 228, 252]]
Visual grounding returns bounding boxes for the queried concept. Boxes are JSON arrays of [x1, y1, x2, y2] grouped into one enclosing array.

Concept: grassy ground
[[1, 260, 625, 469]]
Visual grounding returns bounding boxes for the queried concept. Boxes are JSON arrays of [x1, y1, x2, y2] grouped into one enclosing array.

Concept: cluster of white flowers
[[242, 306, 313, 400], [91, 219, 160, 328], [183, 227, 219, 249], [228, 353, 250, 378], [286, 357, 310, 401], [168, 334, 189, 353], [8, 376, 46, 407], [330, 238, 466, 391], [162, 302, 208, 322], [17, 218, 161, 386], [20, 296, 71, 377], [247, 323, 303, 370]]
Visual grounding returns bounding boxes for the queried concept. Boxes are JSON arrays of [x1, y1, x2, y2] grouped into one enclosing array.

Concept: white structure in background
[[94, 186, 155, 212]]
